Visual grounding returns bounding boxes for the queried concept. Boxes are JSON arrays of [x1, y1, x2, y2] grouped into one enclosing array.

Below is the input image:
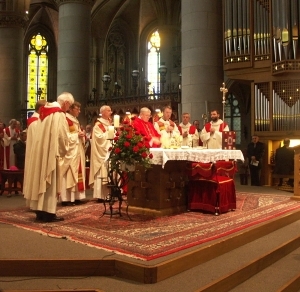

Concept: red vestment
[[132, 117, 161, 148], [204, 122, 228, 132]]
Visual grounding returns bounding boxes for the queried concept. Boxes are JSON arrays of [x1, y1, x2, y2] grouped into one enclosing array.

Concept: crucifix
[[220, 82, 228, 121]]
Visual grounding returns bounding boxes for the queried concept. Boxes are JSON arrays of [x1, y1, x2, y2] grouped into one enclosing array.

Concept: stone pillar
[[0, 11, 26, 123], [181, 0, 223, 124], [56, 0, 94, 114], [159, 26, 181, 92]]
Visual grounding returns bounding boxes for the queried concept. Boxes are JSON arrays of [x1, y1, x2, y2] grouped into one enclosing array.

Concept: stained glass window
[[225, 93, 241, 144], [27, 33, 48, 116], [147, 30, 161, 95]]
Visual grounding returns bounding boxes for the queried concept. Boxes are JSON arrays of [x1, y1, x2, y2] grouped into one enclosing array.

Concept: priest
[[27, 92, 74, 222], [200, 109, 229, 149], [178, 112, 199, 147], [89, 105, 113, 201], [132, 107, 161, 148]]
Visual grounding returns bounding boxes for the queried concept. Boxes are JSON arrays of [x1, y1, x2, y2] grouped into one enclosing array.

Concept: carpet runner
[[0, 192, 299, 261]]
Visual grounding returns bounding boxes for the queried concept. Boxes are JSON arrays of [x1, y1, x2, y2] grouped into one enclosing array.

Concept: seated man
[[133, 107, 161, 148], [274, 138, 294, 187]]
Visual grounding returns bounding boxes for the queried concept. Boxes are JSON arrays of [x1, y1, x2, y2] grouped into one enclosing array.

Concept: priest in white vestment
[[23, 99, 46, 206], [200, 110, 229, 149], [178, 112, 199, 147], [27, 92, 74, 222], [60, 101, 86, 205], [89, 105, 112, 201], [154, 105, 180, 148]]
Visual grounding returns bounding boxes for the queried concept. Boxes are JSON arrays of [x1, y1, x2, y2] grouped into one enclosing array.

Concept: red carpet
[[0, 192, 299, 261]]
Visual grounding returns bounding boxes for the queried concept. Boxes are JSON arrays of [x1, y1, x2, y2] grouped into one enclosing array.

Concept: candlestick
[[113, 115, 120, 128], [107, 126, 114, 139]]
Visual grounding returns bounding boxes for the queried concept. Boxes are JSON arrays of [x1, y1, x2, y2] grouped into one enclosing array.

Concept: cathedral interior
[[1, 0, 300, 185]]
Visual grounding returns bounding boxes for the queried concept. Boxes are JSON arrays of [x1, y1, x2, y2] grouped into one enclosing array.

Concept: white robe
[[154, 118, 180, 148], [27, 102, 69, 214], [178, 122, 199, 147], [23, 112, 39, 204], [89, 118, 112, 199], [60, 113, 86, 202], [200, 119, 229, 149]]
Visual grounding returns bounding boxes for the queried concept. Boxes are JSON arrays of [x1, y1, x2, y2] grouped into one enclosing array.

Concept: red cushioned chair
[[215, 160, 237, 178], [187, 162, 236, 215]]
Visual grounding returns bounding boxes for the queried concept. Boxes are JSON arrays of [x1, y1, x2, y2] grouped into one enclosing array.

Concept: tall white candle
[[114, 114, 120, 127], [107, 126, 114, 139]]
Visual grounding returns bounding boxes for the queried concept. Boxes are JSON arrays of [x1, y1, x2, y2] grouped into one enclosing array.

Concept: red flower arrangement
[[108, 120, 153, 173]]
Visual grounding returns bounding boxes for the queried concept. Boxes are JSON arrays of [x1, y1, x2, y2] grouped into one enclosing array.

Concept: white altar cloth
[[150, 148, 244, 168]]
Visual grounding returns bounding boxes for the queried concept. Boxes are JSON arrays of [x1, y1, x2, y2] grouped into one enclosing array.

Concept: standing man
[[23, 99, 46, 207], [27, 92, 74, 222], [247, 135, 265, 186], [133, 107, 161, 148], [178, 113, 199, 147], [274, 138, 294, 187], [154, 105, 180, 147], [60, 101, 86, 206], [200, 110, 229, 149], [13, 130, 27, 170], [89, 105, 113, 202], [3, 119, 19, 167]]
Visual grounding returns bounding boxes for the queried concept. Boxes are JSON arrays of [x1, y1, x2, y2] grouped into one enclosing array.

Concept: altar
[[127, 148, 244, 216]]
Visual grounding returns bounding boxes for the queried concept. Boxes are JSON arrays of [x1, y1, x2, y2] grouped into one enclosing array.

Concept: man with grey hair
[[26, 92, 74, 222], [133, 107, 161, 147], [89, 105, 113, 202]]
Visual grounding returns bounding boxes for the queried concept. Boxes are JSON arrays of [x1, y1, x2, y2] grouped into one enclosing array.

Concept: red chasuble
[[133, 117, 161, 148]]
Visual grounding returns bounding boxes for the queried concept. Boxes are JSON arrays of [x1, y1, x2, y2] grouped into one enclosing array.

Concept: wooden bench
[[271, 173, 294, 179], [0, 169, 24, 197]]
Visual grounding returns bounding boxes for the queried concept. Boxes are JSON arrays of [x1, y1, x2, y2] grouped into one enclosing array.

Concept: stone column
[[181, 0, 224, 124], [56, 0, 95, 113], [159, 26, 181, 92], [0, 11, 26, 123]]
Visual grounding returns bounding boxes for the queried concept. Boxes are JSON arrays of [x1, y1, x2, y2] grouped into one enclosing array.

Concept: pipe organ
[[223, 0, 300, 136], [223, 0, 300, 187]]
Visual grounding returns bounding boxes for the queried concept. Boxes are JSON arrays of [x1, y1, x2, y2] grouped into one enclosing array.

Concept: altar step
[[193, 216, 300, 291], [1, 209, 300, 290]]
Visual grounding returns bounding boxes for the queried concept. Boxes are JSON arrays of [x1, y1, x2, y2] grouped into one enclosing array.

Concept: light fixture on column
[[178, 73, 182, 90], [158, 64, 167, 93], [131, 70, 140, 95], [102, 72, 111, 101], [114, 82, 121, 96]]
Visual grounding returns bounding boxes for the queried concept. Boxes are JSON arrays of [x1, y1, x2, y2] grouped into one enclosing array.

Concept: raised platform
[[1, 209, 300, 284]]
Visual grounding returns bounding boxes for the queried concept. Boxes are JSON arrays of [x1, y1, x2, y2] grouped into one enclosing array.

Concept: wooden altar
[[127, 148, 244, 216]]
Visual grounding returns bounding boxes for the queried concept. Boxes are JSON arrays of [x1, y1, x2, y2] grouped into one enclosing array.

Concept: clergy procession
[[0, 92, 229, 223]]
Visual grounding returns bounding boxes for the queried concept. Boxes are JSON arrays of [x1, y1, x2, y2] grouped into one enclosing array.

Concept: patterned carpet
[[0, 192, 300, 261]]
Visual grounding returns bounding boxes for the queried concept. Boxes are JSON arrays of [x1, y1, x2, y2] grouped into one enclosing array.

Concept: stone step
[[230, 246, 300, 292], [190, 219, 300, 291]]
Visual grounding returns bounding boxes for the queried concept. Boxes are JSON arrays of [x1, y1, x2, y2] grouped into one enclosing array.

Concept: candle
[[114, 115, 120, 128], [107, 126, 114, 139]]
